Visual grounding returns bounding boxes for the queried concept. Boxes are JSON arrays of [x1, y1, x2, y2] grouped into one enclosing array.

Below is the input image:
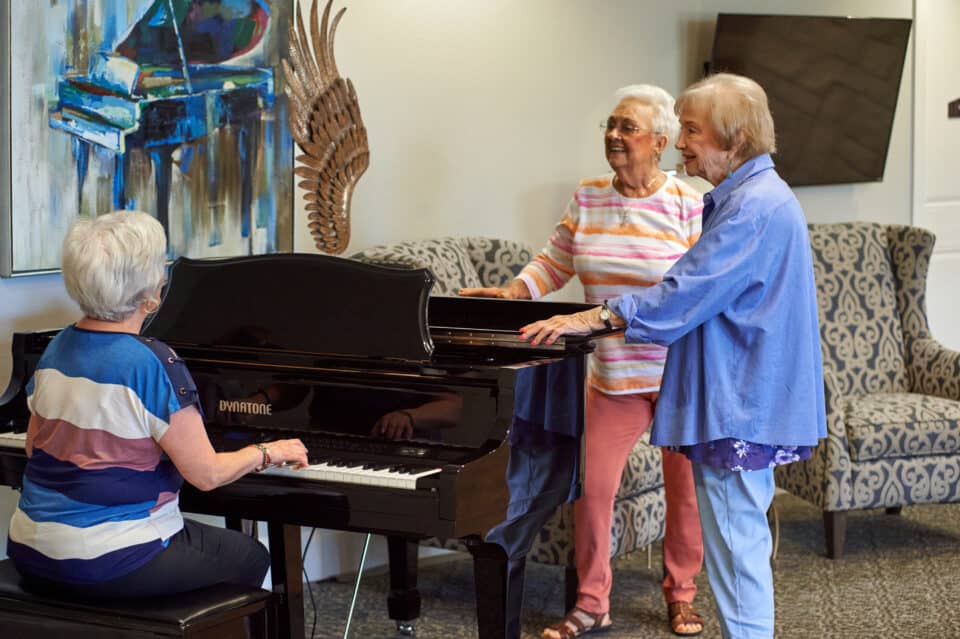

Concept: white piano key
[[260, 460, 441, 490], [0, 431, 26, 449]]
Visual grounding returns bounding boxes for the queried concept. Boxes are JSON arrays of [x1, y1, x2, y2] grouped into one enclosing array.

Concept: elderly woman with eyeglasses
[[520, 74, 827, 639], [7, 211, 309, 599], [462, 85, 706, 638]]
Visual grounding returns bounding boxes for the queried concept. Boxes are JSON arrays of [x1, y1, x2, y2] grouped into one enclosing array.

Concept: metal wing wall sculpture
[[282, 0, 369, 255]]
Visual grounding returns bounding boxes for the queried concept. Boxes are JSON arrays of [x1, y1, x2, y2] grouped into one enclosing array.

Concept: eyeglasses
[[601, 118, 654, 137]]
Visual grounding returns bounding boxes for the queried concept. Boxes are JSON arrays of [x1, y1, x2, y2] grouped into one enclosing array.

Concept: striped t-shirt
[[518, 173, 703, 394], [7, 326, 197, 584]]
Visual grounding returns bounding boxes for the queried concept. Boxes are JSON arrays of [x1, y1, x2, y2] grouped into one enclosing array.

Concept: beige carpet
[[304, 493, 960, 638]]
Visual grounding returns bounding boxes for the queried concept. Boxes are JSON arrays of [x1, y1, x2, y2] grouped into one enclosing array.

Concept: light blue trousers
[[692, 464, 775, 639]]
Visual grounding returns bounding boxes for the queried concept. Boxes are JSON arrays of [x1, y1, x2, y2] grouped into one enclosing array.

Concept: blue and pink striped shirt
[[7, 326, 197, 584]]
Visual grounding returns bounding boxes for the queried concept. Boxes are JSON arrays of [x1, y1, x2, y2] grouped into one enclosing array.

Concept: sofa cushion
[[350, 237, 482, 295], [844, 392, 960, 462], [459, 237, 533, 288], [617, 433, 664, 498]]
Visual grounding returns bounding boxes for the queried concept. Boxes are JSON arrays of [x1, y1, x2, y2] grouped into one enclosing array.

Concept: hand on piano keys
[[257, 438, 309, 470]]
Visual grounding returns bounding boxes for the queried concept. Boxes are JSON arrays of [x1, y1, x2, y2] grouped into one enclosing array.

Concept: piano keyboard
[[0, 431, 26, 449], [0, 431, 441, 490], [261, 460, 442, 490]]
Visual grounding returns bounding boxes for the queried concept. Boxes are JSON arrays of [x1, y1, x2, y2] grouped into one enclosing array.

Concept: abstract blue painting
[[1, 0, 293, 276]]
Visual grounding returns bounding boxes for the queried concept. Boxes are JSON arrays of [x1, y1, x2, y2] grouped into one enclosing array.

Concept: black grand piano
[[48, 0, 276, 241], [0, 254, 600, 639]]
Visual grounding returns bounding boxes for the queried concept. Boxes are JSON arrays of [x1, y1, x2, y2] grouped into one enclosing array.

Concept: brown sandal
[[541, 607, 612, 639], [668, 601, 704, 636]]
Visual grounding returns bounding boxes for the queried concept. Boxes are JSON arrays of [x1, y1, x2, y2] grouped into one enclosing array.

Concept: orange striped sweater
[[518, 174, 703, 394]]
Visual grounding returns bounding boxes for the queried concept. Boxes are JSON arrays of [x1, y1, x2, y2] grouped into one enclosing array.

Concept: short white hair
[[676, 73, 776, 160], [62, 210, 168, 322], [613, 84, 681, 145]]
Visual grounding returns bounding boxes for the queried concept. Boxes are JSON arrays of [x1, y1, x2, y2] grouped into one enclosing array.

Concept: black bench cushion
[[0, 559, 272, 628]]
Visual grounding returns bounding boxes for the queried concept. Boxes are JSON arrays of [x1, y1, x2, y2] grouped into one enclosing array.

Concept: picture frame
[[0, 0, 295, 277]]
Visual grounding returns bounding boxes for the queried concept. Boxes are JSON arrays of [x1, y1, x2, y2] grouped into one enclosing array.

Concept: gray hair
[[675, 73, 777, 160], [62, 210, 168, 322], [613, 84, 681, 144]]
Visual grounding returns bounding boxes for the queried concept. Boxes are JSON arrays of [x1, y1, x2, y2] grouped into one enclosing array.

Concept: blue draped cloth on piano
[[484, 357, 583, 559]]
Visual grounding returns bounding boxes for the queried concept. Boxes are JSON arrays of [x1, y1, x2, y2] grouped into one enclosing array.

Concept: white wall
[[912, 0, 960, 350], [4, 0, 957, 580]]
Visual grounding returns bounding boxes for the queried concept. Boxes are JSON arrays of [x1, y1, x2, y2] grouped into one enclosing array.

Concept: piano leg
[[467, 541, 527, 639], [225, 517, 259, 539], [268, 522, 305, 639], [386, 536, 421, 635], [149, 146, 175, 240]]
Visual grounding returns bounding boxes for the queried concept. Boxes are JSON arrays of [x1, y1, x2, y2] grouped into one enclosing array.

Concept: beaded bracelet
[[253, 443, 271, 472]]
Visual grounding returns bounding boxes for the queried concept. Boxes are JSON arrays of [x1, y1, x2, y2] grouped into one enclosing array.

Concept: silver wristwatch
[[599, 301, 613, 330]]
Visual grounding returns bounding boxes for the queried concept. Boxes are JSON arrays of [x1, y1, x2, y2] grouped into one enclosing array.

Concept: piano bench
[[0, 559, 276, 639]]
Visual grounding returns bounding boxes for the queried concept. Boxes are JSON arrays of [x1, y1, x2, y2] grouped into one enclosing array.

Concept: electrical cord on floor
[[302, 527, 319, 639]]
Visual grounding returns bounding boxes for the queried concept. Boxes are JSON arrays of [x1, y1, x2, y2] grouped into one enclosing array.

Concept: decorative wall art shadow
[[0, 0, 294, 276]]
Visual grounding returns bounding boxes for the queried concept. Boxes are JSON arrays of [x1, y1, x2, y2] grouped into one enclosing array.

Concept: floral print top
[[669, 439, 813, 472]]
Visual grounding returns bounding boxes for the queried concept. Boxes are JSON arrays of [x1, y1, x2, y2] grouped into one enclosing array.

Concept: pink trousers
[[574, 387, 703, 614]]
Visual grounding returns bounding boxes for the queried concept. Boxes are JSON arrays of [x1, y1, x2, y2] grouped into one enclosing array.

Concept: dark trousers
[[22, 519, 271, 599]]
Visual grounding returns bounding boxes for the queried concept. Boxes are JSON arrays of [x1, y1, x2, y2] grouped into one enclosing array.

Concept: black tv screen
[[710, 14, 912, 187]]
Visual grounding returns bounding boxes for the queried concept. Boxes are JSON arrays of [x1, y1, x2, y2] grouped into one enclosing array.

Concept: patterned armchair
[[350, 237, 666, 607], [775, 223, 960, 558]]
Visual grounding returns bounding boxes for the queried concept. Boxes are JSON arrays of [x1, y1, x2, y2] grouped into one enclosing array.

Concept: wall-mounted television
[[710, 14, 912, 187]]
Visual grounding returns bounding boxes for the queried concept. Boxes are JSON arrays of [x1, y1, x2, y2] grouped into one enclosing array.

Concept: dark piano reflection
[[371, 393, 463, 441], [209, 325, 466, 446]]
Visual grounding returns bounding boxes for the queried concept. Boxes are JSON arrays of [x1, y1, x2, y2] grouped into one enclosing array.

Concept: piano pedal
[[395, 620, 417, 636]]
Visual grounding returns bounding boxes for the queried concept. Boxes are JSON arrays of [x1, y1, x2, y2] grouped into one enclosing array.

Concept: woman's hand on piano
[[520, 308, 602, 345], [264, 438, 309, 469], [459, 279, 532, 299]]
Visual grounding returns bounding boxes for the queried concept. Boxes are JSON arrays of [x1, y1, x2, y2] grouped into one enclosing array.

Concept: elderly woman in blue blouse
[[520, 73, 826, 639]]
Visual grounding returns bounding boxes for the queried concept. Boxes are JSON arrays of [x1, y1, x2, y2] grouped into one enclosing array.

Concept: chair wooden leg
[[885, 506, 903, 515], [769, 499, 780, 561], [564, 566, 578, 613], [823, 511, 847, 559]]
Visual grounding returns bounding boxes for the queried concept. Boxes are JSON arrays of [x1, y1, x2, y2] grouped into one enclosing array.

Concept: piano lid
[[143, 254, 435, 361], [115, 0, 270, 66]]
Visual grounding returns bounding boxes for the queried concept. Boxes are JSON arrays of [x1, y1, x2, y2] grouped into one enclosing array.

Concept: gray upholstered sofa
[[350, 236, 532, 295], [351, 236, 666, 606]]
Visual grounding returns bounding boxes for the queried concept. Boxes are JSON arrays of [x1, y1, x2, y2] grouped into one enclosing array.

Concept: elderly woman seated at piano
[[6, 210, 308, 598]]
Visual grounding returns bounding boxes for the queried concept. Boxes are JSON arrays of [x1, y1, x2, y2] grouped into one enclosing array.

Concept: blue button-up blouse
[[609, 154, 826, 461]]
